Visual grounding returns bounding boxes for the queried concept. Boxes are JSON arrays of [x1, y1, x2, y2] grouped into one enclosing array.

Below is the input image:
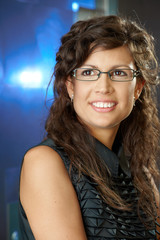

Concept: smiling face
[[66, 46, 143, 145]]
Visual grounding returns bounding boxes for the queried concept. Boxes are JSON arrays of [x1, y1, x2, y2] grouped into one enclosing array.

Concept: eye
[[81, 69, 95, 76], [112, 70, 127, 76]]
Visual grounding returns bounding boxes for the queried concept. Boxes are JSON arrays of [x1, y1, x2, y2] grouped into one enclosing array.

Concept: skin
[[20, 46, 144, 239]]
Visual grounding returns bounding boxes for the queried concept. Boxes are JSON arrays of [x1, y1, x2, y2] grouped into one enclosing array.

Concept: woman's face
[[67, 46, 143, 138]]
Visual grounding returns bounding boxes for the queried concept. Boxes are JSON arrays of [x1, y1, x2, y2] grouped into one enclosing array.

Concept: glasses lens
[[75, 68, 99, 81], [110, 69, 134, 81]]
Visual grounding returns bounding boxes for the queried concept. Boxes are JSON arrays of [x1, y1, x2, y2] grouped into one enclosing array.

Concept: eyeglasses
[[72, 68, 140, 82]]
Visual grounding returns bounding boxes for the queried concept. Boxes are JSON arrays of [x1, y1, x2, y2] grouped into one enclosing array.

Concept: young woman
[[19, 15, 160, 239]]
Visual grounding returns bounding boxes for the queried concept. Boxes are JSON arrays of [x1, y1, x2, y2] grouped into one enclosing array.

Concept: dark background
[[0, 0, 159, 239]]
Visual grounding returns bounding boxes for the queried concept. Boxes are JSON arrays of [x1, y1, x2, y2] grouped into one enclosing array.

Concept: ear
[[66, 77, 74, 99], [134, 79, 145, 100]]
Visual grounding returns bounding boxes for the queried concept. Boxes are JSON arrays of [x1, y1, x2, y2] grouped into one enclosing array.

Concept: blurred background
[[0, 0, 160, 239]]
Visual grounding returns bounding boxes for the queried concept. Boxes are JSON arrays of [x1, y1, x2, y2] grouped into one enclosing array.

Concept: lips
[[91, 102, 116, 108]]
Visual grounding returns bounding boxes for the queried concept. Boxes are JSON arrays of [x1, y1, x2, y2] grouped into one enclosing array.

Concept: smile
[[92, 102, 116, 108]]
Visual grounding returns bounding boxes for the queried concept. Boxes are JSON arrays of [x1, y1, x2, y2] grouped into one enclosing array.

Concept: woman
[[19, 15, 160, 239]]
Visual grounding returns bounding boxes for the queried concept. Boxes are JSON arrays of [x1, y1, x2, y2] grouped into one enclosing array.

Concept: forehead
[[83, 46, 135, 67]]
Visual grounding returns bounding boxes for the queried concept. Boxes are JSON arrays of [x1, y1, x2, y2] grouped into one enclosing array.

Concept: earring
[[71, 94, 74, 102], [133, 96, 136, 106]]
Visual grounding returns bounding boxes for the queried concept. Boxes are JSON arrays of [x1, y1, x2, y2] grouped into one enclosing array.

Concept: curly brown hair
[[45, 15, 160, 219]]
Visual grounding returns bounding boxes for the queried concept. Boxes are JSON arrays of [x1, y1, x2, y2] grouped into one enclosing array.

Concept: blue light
[[11, 231, 19, 240], [19, 69, 42, 88], [9, 68, 43, 88], [72, 2, 79, 12], [0, 62, 3, 79]]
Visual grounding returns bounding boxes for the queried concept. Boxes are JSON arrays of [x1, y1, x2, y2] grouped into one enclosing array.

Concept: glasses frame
[[72, 68, 140, 82]]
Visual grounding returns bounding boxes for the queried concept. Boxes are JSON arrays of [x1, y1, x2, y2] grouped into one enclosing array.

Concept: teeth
[[92, 102, 115, 108], [96, 102, 100, 107]]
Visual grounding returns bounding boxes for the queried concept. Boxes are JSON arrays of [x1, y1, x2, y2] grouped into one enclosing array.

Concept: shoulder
[[23, 144, 64, 167], [21, 145, 69, 188]]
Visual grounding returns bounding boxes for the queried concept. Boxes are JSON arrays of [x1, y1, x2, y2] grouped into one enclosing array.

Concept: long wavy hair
[[45, 16, 160, 219]]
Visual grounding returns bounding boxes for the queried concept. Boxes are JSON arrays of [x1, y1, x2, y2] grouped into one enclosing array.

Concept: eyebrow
[[81, 64, 133, 69], [81, 64, 98, 68]]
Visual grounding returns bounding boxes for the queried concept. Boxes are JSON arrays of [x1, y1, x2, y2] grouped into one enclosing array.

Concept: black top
[[19, 138, 160, 239]]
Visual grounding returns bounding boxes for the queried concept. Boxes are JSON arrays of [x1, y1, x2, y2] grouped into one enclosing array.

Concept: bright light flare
[[19, 70, 42, 88], [72, 2, 79, 12]]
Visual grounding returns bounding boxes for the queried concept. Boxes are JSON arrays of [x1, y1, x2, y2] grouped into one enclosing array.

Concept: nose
[[94, 72, 113, 94]]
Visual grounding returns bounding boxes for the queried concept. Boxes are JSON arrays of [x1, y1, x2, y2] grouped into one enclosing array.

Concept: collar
[[95, 138, 131, 177]]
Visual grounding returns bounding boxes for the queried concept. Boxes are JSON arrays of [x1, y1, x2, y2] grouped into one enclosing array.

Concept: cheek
[[73, 83, 92, 101], [128, 83, 136, 100], [118, 83, 136, 107], [73, 84, 93, 119]]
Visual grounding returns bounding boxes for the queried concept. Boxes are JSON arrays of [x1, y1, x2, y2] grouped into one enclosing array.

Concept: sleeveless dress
[[19, 138, 160, 239]]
